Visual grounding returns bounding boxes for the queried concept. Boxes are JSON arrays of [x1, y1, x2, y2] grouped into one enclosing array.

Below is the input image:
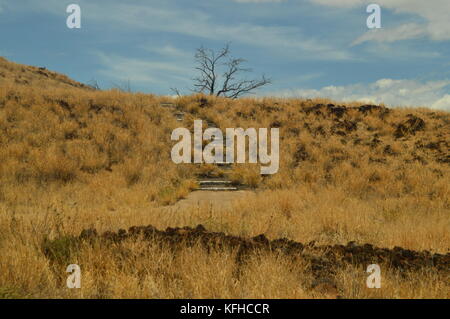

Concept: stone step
[[199, 180, 233, 186], [160, 102, 176, 108], [174, 112, 185, 121], [197, 179, 242, 191], [215, 162, 233, 167], [197, 186, 238, 191]]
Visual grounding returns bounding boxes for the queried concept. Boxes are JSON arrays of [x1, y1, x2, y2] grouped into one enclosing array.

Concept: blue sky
[[0, 0, 449, 109]]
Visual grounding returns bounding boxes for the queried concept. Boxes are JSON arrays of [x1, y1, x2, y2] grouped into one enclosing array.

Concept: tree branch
[[191, 43, 270, 99]]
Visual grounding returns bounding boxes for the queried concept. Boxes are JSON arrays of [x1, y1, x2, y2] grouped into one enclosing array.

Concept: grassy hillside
[[0, 57, 93, 90], [174, 95, 449, 251], [0, 57, 448, 298], [0, 58, 196, 209]]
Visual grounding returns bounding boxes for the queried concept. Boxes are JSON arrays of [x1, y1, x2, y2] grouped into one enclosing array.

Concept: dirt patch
[[68, 224, 450, 277], [42, 224, 449, 297], [167, 190, 251, 210]]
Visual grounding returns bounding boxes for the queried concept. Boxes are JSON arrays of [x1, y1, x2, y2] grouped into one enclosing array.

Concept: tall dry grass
[[0, 58, 448, 298]]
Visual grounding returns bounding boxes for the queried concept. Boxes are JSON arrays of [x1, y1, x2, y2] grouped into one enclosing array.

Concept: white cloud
[[141, 45, 191, 59], [361, 42, 441, 59], [8, 0, 352, 61], [310, 0, 365, 7], [94, 52, 192, 87], [273, 78, 450, 110], [97, 3, 352, 60], [352, 23, 426, 45], [431, 95, 450, 110], [233, 0, 285, 2], [310, 0, 450, 42]]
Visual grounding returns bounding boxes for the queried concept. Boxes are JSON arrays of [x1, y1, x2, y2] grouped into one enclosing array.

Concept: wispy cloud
[[352, 23, 426, 46], [2, 0, 448, 103], [142, 45, 191, 59], [99, 2, 353, 60], [232, 0, 286, 3], [431, 95, 450, 110], [94, 51, 192, 88], [310, 0, 450, 43], [7, 0, 354, 61], [358, 42, 441, 60]]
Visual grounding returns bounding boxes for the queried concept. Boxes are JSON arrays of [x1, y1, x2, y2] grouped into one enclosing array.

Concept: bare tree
[[112, 79, 132, 93], [87, 78, 101, 90], [192, 44, 271, 99], [170, 87, 182, 97]]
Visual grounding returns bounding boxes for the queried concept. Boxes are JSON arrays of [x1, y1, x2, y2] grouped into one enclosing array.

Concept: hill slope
[[0, 57, 93, 90], [0, 57, 195, 209], [0, 57, 448, 299]]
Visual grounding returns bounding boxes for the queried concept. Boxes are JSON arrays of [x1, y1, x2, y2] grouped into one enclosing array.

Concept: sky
[[0, 0, 449, 110]]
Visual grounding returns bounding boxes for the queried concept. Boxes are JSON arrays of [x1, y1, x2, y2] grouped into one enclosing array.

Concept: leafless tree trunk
[[170, 87, 181, 97], [192, 44, 271, 99]]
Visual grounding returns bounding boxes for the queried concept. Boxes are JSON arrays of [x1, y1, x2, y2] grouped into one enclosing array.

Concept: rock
[[394, 115, 426, 138]]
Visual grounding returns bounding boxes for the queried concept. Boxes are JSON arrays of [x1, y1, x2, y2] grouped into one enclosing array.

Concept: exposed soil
[[166, 190, 251, 210], [70, 224, 450, 282]]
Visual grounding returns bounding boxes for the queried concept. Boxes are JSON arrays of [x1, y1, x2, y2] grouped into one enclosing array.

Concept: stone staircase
[[174, 111, 185, 122], [197, 179, 237, 191], [161, 101, 242, 192]]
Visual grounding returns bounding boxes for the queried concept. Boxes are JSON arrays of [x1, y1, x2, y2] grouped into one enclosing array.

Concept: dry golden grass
[[0, 58, 448, 299], [0, 82, 197, 208], [0, 57, 93, 90]]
